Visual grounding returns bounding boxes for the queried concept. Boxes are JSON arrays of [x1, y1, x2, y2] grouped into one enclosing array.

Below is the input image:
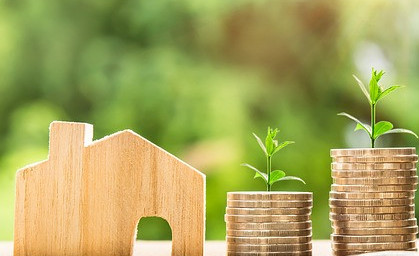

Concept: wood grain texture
[[14, 121, 206, 256]]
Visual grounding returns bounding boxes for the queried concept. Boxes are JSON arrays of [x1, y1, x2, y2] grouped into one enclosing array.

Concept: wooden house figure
[[14, 121, 206, 256]]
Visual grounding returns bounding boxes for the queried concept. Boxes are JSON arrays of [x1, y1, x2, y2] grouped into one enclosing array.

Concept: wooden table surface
[[1, 241, 331, 255]]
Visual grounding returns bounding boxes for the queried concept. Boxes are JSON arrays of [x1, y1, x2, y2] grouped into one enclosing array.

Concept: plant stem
[[267, 156, 272, 191], [371, 103, 376, 148]]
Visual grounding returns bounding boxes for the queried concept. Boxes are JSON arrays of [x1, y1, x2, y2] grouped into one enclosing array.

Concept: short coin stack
[[226, 192, 313, 256], [330, 148, 419, 256]]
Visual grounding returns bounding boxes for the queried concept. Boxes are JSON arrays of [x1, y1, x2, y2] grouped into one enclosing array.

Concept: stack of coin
[[330, 148, 419, 256], [226, 192, 313, 256]]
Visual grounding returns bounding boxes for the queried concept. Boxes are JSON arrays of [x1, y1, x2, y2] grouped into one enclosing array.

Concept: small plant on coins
[[241, 127, 305, 191], [338, 68, 418, 148]]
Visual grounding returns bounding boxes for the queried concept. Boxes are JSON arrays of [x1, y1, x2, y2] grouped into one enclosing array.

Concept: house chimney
[[48, 121, 93, 160]]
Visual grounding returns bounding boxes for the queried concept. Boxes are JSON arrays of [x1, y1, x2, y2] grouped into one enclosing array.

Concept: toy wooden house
[[14, 121, 206, 256]]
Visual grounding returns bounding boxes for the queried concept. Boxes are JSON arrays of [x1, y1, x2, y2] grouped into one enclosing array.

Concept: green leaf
[[382, 128, 419, 139], [355, 123, 372, 135], [375, 70, 385, 81], [353, 75, 371, 103], [254, 172, 265, 180], [377, 85, 403, 102], [338, 112, 372, 137], [272, 141, 295, 155], [265, 127, 278, 156], [241, 163, 268, 183], [277, 176, 306, 184], [269, 170, 286, 185], [253, 133, 267, 156], [369, 69, 381, 104], [270, 127, 279, 138], [373, 121, 393, 139], [377, 71, 385, 92]]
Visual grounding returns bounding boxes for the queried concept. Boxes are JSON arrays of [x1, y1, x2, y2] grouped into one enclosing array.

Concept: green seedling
[[242, 127, 305, 191], [339, 68, 418, 148]]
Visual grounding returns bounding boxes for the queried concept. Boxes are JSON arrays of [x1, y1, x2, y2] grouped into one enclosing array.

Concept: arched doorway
[[134, 217, 172, 256]]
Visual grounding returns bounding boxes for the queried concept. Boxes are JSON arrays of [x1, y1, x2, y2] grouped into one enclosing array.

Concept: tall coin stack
[[330, 148, 419, 256], [225, 192, 313, 256]]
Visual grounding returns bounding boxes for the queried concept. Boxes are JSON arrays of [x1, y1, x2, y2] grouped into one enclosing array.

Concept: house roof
[[17, 122, 205, 178]]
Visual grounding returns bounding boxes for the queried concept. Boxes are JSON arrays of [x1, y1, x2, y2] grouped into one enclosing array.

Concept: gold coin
[[329, 198, 414, 207], [227, 221, 312, 230], [331, 169, 417, 178], [227, 243, 312, 252], [227, 192, 313, 201], [329, 191, 415, 200], [330, 212, 415, 221], [356, 251, 418, 256], [333, 249, 417, 256], [330, 205, 415, 214], [226, 229, 312, 237], [332, 155, 418, 163], [333, 225, 418, 235], [227, 200, 312, 208], [332, 241, 416, 251], [332, 162, 416, 170], [333, 176, 418, 185], [331, 219, 417, 228], [331, 184, 417, 192], [226, 235, 312, 244], [333, 250, 368, 256], [331, 148, 416, 157], [225, 214, 310, 223], [227, 251, 312, 256], [226, 207, 312, 215], [331, 234, 417, 243]]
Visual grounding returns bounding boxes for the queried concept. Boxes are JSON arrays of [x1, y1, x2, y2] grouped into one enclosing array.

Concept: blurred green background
[[1, 0, 419, 241]]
